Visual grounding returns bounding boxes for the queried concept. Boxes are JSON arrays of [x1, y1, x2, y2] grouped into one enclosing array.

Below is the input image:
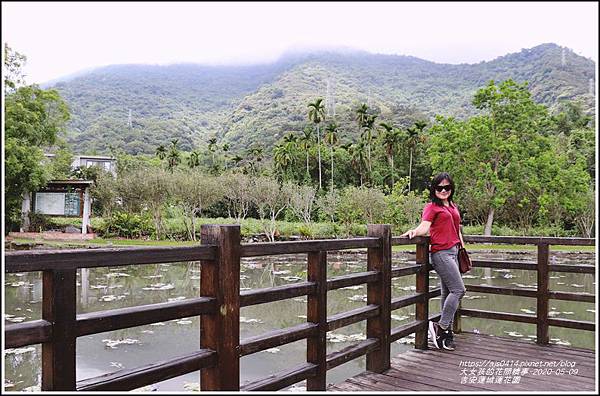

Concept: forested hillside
[[49, 43, 595, 155]]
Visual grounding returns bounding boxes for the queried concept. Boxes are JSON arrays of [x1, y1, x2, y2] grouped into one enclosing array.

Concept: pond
[[3, 247, 596, 391]]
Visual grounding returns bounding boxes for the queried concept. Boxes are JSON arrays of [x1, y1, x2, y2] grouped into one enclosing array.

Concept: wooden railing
[[4, 225, 595, 391]]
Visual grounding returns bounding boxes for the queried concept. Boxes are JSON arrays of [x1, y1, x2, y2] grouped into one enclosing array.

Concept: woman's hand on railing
[[400, 229, 416, 239]]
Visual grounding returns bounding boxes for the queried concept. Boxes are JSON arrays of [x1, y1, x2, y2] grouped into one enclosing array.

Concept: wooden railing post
[[366, 224, 391, 372], [200, 224, 241, 391], [537, 243, 550, 345], [42, 269, 77, 390], [414, 241, 429, 349], [306, 250, 327, 390]]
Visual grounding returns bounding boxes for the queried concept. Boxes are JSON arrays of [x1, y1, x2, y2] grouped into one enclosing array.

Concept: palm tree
[[308, 98, 326, 189], [187, 150, 200, 169], [273, 142, 294, 181], [361, 114, 377, 182], [298, 126, 314, 179], [166, 139, 181, 173], [155, 144, 167, 160], [355, 103, 369, 130], [231, 154, 243, 169], [406, 120, 427, 192], [222, 143, 230, 170], [207, 137, 218, 168], [349, 140, 368, 187], [324, 122, 339, 191], [246, 146, 263, 175], [379, 122, 403, 188]]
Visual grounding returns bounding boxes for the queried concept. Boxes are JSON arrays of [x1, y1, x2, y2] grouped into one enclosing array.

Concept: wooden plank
[[327, 304, 379, 332], [240, 363, 317, 391], [77, 297, 217, 336], [200, 225, 240, 391], [240, 323, 317, 356], [5, 245, 217, 272], [391, 264, 421, 278], [414, 242, 429, 349], [366, 224, 391, 372], [548, 264, 595, 274], [537, 244, 549, 344], [42, 269, 77, 390], [362, 371, 448, 390], [326, 271, 378, 291], [240, 282, 315, 307], [547, 318, 595, 331], [425, 335, 597, 374], [390, 319, 427, 343], [391, 292, 426, 310], [306, 251, 327, 391], [391, 235, 429, 246], [398, 351, 577, 391], [347, 376, 405, 391], [465, 284, 538, 298], [239, 238, 379, 257], [384, 365, 487, 391], [463, 235, 595, 246], [548, 291, 595, 303], [459, 308, 537, 324], [326, 338, 379, 370], [472, 259, 537, 271], [76, 349, 216, 391], [5, 319, 52, 348]]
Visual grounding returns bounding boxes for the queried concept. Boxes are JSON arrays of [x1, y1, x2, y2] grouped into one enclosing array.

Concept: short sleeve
[[422, 203, 436, 222]]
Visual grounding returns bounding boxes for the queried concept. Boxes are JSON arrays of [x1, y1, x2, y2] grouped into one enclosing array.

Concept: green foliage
[[103, 211, 155, 238], [4, 45, 71, 231], [384, 178, 426, 228]]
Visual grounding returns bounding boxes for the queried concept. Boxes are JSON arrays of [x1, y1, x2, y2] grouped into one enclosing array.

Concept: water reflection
[[3, 249, 595, 391]]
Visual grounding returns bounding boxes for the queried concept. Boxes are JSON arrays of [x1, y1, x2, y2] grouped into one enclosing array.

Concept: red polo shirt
[[422, 202, 461, 253]]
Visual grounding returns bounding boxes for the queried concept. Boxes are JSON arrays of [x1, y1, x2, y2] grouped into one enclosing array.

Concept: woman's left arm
[[459, 228, 465, 247]]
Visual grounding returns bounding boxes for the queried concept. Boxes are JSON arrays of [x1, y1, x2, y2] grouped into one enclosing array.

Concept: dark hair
[[429, 172, 455, 206]]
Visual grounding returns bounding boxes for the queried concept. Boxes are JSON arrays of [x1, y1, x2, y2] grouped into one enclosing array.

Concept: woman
[[401, 172, 466, 351]]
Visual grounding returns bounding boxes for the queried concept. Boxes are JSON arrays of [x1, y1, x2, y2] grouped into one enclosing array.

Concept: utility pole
[[326, 78, 336, 117]]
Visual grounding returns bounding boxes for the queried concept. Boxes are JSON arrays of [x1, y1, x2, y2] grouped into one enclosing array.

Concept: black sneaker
[[443, 331, 456, 351], [428, 321, 450, 349]]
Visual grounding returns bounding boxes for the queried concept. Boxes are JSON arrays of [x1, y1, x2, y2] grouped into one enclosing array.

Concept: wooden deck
[[329, 332, 596, 392]]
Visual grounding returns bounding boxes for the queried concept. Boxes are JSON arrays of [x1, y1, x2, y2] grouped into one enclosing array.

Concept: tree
[[298, 126, 314, 180], [155, 144, 167, 160], [4, 45, 70, 231], [379, 122, 403, 189], [166, 139, 181, 173], [308, 98, 326, 189], [187, 150, 200, 169], [249, 176, 291, 241], [348, 140, 368, 187], [406, 120, 427, 192], [324, 122, 339, 191], [288, 183, 318, 224], [222, 142, 230, 170], [428, 79, 555, 235], [208, 136, 218, 167]]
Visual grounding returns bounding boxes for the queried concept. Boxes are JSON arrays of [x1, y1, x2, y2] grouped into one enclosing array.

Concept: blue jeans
[[430, 245, 466, 329]]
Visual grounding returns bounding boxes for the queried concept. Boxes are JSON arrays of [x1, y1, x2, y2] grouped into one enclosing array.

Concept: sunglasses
[[435, 185, 452, 192]]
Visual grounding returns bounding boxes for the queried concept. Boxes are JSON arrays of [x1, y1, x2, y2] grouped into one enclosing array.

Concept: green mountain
[[49, 43, 595, 155]]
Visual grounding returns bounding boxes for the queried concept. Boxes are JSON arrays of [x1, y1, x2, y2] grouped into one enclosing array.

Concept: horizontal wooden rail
[[547, 318, 595, 331], [465, 284, 537, 298], [76, 349, 217, 391], [390, 236, 429, 246], [240, 323, 318, 356], [327, 271, 378, 291], [4, 245, 217, 272], [463, 235, 595, 245], [240, 363, 317, 391], [76, 297, 217, 336], [391, 288, 441, 311], [391, 264, 422, 278], [459, 308, 537, 324], [326, 338, 380, 370], [472, 260, 537, 271], [239, 238, 380, 257], [548, 264, 595, 274], [548, 291, 595, 303], [327, 305, 379, 332], [5, 319, 53, 348], [240, 282, 316, 307], [390, 313, 441, 343]]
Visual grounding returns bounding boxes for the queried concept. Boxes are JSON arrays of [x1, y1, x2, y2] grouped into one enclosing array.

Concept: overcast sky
[[2, 1, 598, 84]]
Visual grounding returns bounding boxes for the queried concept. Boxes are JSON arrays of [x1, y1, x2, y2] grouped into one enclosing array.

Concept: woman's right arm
[[400, 221, 431, 239]]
